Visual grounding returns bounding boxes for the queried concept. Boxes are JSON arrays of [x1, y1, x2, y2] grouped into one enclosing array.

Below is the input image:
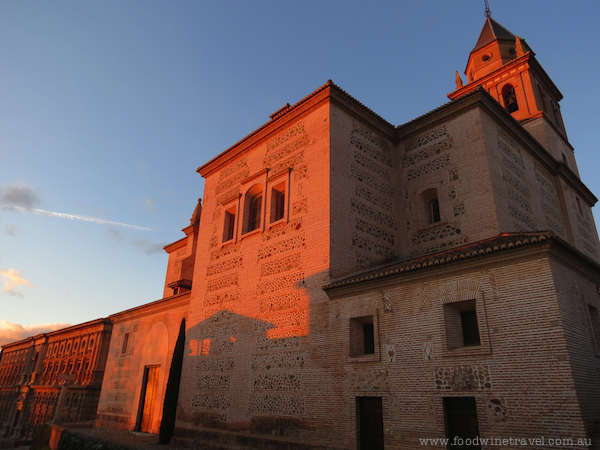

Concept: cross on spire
[[484, 0, 492, 18]]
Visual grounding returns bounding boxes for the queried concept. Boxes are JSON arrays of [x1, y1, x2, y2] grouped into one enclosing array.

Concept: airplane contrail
[[0, 205, 156, 231]]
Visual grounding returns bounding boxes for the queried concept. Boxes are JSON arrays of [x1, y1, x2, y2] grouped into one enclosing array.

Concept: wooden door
[[139, 366, 160, 432]]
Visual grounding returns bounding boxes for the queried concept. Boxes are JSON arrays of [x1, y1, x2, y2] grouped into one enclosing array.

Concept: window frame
[[441, 290, 491, 358], [348, 310, 380, 362]]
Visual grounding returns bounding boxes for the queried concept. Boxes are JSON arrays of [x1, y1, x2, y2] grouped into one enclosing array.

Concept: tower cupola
[[448, 11, 572, 167]]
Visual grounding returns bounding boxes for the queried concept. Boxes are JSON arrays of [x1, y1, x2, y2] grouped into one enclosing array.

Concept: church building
[[2, 11, 600, 450]]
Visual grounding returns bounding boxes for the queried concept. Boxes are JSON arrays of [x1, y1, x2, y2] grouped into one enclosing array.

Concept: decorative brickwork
[[355, 218, 396, 245], [196, 358, 235, 373], [215, 170, 249, 195], [350, 135, 392, 167], [263, 218, 302, 241], [405, 125, 448, 152], [260, 253, 301, 277], [407, 154, 451, 181], [351, 199, 397, 230], [448, 167, 459, 181], [197, 375, 231, 390], [259, 292, 301, 313], [401, 137, 453, 168], [253, 373, 301, 390], [216, 188, 240, 206], [350, 164, 395, 196], [249, 394, 304, 416], [487, 398, 509, 424], [434, 365, 492, 391], [256, 271, 305, 295], [196, 323, 238, 340], [251, 352, 306, 371], [25, 391, 59, 428], [264, 135, 309, 168], [355, 185, 393, 212], [292, 198, 308, 216], [352, 121, 390, 151], [253, 310, 307, 332], [352, 234, 396, 259], [211, 242, 240, 261], [206, 274, 238, 292], [219, 156, 248, 180], [293, 164, 308, 181], [203, 288, 239, 307], [255, 334, 300, 351], [258, 235, 306, 260], [353, 152, 391, 180], [453, 201, 465, 217], [267, 122, 305, 152], [411, 222, 462, 245], [206, 256, 243, 276], [270, 152, 305, 177], [348, 370, 389, 391], [192, 393, 232, 410]]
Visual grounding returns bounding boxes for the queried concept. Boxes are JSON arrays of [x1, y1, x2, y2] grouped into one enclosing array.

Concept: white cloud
[[0, 321, 71, 347], [0, 268, 33, 297], [1, 182, 40, 208], [0, 205, 156, 231]]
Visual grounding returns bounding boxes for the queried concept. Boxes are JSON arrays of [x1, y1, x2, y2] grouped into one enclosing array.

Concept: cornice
[[109, 292, 190, 323]]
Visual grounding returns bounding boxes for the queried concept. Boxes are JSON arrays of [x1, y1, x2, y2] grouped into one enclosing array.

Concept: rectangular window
[[121, 333, 130, 355], [460, 310, 481, 347], [444, 397, 481, 449], [588, 304, 600, 354], [223, 208, 236, 242], [444, 300, 480, 349], [350, 316, 375, 357], [270, 182, 286, 223]]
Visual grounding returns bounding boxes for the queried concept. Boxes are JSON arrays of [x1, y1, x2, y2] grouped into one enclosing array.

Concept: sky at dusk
[[1, 1, 599, 346]]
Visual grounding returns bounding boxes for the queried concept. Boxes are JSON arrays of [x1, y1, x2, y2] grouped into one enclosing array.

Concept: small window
[[350, 316, 375, 357], [422, 188, 441, 225], [588, 304, 600, 354], [430, 198, 441, 223], [248, 194, 262, 231], [444, 397, 481, 449], [223, 207, 236, 242], [271, 183, 286, 223], [444, 300, 481, 349], [121, 333, 130, 355], [173, 287, 179, 295], [502, 84, 518, 113]]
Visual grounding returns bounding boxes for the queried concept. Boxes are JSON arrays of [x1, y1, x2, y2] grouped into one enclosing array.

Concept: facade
[[0, 319, 112, 439], [171, 16, 600, 450], [1, 13, 600, 450]]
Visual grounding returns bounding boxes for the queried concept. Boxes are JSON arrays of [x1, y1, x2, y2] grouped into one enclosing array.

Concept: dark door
[[443, 397, 481, 449], [357, 397, 384, 450]]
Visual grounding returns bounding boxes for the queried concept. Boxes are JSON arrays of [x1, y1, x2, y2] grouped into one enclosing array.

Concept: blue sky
[[1, 1, 599, 345]]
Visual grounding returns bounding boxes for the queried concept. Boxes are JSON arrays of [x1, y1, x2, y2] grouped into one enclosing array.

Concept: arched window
[[430, 198, 441, 223], [422, 188, 441, 225], [244, 184, 264, 234], [248, 193, 263, 232], [502, 84, 518, 113]]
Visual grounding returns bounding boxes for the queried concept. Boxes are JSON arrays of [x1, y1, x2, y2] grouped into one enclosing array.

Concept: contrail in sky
[[0, 205, 156, 231]]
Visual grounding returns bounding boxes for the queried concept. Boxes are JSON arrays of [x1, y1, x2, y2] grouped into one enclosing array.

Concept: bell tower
[[448, 7, 574, 171]]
